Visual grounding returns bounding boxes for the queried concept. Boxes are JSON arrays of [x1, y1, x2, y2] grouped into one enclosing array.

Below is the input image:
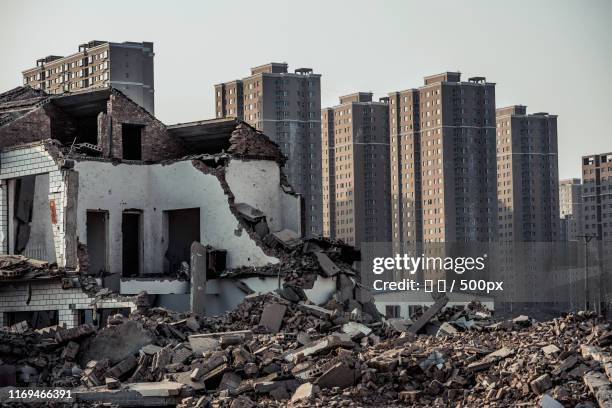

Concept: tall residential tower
[[321, 93, 391, 246], [496, 106, 559, 241], [582, 152, 612, 240], [215, 63, 322, 237], [389, 72, 498, 245]]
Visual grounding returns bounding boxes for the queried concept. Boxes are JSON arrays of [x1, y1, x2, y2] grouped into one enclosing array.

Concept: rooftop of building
[[22, 40, 153, 74], [559, 178, 582, 185]]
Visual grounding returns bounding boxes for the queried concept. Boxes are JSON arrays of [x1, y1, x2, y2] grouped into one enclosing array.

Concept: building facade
[[321, 92, 390, 246], [496, 106, 560, 242], [582, 152, 612, 241], [559, 178, 584, 241], [388, 72, 498, 245], [214, 63, 322, 237], [22, 40, 155, 113]]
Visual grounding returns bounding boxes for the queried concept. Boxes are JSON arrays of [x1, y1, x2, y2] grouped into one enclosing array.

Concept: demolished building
[[0, 85, 313, 328]]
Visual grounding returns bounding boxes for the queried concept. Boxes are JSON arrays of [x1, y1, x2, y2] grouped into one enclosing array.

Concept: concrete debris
[[291, 381, 319, 403], [259, 303, 287, 333], [1, 273, 610, 407], [18, 166, 587, 399]]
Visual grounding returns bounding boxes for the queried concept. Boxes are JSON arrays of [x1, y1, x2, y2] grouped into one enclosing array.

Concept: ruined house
[[0, 86, 314, 329]]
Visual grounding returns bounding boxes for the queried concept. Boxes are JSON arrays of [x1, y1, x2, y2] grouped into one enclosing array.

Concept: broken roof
[[0, 86, 49, 127], [168, 118, 285, 162]]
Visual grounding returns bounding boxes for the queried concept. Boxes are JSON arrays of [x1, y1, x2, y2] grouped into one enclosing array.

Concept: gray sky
[[1, 0, 610, 179]]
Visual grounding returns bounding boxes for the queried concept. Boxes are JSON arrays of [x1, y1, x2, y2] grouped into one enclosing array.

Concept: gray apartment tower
[[388, 72, 498, 245], [582, 152, 612, 241], [559, 178, 584, 241], [215, 63, 322, 237], [496, 106, 560, 241], [321, 92, 391, 246], [22, 40, 155, 113]]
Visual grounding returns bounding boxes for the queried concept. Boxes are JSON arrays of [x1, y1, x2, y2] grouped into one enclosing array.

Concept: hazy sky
[[1, 0, 610, 179]]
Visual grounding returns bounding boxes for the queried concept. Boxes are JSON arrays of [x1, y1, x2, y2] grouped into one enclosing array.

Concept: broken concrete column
[[190, 241, 207, 316]]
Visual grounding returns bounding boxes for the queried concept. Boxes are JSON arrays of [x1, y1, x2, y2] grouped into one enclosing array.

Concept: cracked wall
[[74, 157, 288, 276]]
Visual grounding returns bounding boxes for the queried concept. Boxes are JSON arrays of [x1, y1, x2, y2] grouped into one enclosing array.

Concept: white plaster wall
[[226, 160, 301, 234], [120, 278, 190, 295], [23, 174, 56, 262], [226, 160, 283, 232], [74, 160, 278, 275]]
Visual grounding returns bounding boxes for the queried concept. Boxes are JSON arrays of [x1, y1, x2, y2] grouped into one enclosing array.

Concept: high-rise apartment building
[[559, 178, 584, 241], [496, 106, 559, 241], [215, 63, 322, 237], [388, 72, 497, 245], [321, 92, 391, 246], [582, 152, 612, 240], [22, 40, 155, 113]]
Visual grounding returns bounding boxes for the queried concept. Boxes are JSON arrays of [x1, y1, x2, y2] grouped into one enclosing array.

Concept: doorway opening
[[86, 210, 108, 275], [164, 208, 200, 274], [122, 210, 142, 277]]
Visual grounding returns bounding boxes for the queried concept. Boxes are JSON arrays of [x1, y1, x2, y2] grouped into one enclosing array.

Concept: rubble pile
[[0, 255, 60, 281], [0, 237, 610, 406], [1, 291, 610, 407]]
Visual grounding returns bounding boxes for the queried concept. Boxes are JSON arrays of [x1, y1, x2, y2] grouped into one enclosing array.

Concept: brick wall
[[106, 91, 187, 161], [0, 142, 67, 265], [0, 280, 136, 329], [0, 108, 51, 149]]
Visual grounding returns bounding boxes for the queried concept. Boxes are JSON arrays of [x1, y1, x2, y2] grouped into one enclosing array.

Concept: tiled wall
[[0, 280, 136, 328]]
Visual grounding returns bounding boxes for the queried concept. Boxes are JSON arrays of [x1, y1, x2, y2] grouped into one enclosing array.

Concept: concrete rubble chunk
[[314, 252, 341, 277], [189, 336, 220, 355], [531, 374, 553, 395], [542, 344, 561, 355], [61, 341, 80, 361], [105, 376, 120, 389], [408, 296, 449, 334], [541, 394, 565, 408], [271, 229, 301, 248], [315, 361, 358, 389], [55, 324, 95, 344], [259, 303, 287, 333], [80, 320, 152, 365], [291, 382, 319, 403], [341, 321, 372, 339], [235, 203, 266, 222], [437, 322, 458, 336], [583, 371, 612, 408]]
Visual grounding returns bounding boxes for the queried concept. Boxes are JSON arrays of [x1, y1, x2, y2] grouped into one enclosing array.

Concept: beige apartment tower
[[22, 40, 155, 113], [582, 152, 612, 240], [389, 72, 498, 245], [321, 92, 391, 246], [559, 178, 584, 241], [215, 63, 322, 237], [496, 106, 560, 241]]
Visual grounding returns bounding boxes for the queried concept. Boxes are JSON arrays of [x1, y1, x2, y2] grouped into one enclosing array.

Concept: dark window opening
[[122, 124, 143, 160], [5, 310, 58, 329], [86, 210, 108, 275], [164, 208, 200, 274], [385, 305, 400, 318], [74, 116, 99, 145], [122, 211, 142, 277]]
